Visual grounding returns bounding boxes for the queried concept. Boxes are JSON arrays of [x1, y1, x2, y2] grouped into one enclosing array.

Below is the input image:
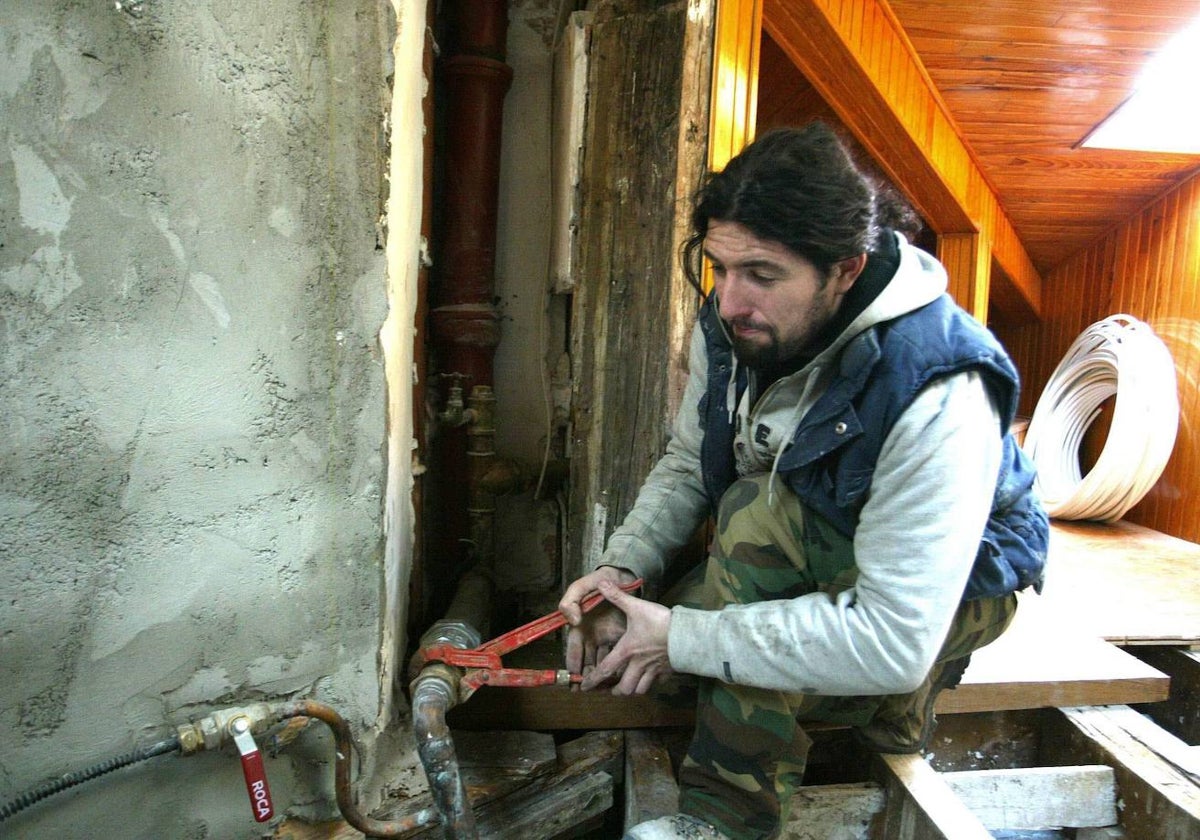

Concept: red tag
[[231, 718, 274, 823], [239, 748, 274, 822]]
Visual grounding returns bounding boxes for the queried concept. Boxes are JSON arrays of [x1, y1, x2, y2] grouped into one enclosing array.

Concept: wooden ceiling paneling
[[886, 0, 1200, 275]]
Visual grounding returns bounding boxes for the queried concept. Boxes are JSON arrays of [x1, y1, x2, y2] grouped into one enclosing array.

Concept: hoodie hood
[[809, 232, 948, 372]]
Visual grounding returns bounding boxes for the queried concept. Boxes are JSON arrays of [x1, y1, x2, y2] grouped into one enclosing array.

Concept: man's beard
[[728, 320, 809, 368]]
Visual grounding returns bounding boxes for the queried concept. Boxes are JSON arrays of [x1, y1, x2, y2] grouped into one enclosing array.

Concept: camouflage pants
[[670, 475, 1016, 840]]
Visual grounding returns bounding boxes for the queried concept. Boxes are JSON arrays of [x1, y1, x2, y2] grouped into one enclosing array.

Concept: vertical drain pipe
[[429, 0, 513, 585]]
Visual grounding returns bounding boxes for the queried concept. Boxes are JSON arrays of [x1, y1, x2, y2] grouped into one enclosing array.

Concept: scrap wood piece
[[470, 770, 612, 838], [781, 782, 885, 840], [454, 730, 558, 781], [1046, 706, 1200, 839], [875, 752, 992, 840], [447, 729, 622, 839], [941, 765, 1116, 830]]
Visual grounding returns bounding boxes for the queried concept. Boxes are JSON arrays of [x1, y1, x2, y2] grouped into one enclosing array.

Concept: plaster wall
[[0, 2, 416, 836]]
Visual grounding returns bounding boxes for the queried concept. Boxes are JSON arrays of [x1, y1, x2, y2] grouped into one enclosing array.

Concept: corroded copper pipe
[[277, 700, 440, 837]]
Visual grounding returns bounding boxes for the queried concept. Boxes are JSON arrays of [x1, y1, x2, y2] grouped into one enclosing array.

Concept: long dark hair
[[682, 122, 917, 294]]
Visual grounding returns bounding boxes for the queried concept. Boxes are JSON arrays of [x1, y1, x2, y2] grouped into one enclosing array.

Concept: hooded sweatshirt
[[595, 233, 1012, 697]]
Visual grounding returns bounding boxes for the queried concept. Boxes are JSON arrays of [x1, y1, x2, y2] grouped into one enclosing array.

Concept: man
[[558, 123, 1048, 840]]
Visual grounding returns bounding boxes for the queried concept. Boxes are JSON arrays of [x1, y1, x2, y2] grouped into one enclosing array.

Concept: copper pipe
[[275, 700, 440, 837]]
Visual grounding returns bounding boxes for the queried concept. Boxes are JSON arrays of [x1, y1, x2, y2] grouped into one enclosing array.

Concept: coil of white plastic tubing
[[1022, 314, 1179, 522]]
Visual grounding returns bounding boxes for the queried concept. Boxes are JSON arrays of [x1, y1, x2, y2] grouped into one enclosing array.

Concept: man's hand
[[570, 578, 674, 695], [559, 566, 636, 679]]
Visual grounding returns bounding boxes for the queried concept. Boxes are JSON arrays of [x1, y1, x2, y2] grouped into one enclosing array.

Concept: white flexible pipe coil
[[1022, 314, 1179, 522]]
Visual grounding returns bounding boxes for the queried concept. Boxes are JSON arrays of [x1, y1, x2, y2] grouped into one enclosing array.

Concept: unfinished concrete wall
[[0, 2, 412, 836]]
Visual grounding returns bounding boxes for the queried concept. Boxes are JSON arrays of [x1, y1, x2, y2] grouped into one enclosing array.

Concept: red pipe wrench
[[414, 578, 643, 701]]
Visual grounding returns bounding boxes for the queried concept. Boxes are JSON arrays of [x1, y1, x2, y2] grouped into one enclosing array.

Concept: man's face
[[705, 220, 862, 367]]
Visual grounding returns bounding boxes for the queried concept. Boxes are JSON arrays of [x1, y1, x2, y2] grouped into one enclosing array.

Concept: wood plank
[[941, 765, 1117, 830], [447, 682, 697, 731], [938, 592, 1169, 714], [875, 753, 993, 840]]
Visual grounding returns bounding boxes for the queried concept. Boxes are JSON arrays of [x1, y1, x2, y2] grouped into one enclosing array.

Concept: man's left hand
[[579, 579, 674, 695]]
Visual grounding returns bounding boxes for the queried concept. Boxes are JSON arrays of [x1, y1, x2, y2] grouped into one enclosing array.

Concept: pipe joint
[[176, 702, 282, 755]]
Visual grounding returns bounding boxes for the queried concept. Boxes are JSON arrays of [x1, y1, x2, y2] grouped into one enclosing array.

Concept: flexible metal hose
[[0, 737, 180, 822]]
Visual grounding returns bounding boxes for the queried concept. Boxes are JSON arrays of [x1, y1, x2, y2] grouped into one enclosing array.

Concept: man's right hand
[[559, 566, 639, 679]]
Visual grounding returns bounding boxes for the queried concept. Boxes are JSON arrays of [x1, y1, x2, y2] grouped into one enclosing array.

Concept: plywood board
[[1038, 520, 1200, 645], [940, 592, 1170, 714]]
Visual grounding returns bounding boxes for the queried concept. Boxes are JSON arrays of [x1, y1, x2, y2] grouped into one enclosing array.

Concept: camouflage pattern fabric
[[669, 475, 1016, 840]]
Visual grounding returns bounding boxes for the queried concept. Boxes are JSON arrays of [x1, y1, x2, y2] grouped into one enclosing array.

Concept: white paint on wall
[[379, 0, 426, 729], [187, 272, 232, 329], [10, 142, 73, 237]]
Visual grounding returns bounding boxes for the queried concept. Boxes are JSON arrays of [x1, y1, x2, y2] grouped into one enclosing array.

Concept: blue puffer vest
[[697, 294, 1049, 600]]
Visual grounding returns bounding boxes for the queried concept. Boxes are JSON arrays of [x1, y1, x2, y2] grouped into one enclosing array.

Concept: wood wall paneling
[[1001, 170, 1200, 543], [761, 0, 1044, 323], [709, 0, 762, 171], [888, 0, 1200, 275]]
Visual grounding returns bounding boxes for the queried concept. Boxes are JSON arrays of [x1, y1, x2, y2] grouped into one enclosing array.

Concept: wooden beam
[[567, 1, 694, 581], [448, 684, 696, 731], [1044, 706, 1200, 839], [1130, 647, 1200, 745], [667, 0, 716, 417], [762, 0, 1042, 319], [624, 730, 680, 830], [875, 753, 993, 840]]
